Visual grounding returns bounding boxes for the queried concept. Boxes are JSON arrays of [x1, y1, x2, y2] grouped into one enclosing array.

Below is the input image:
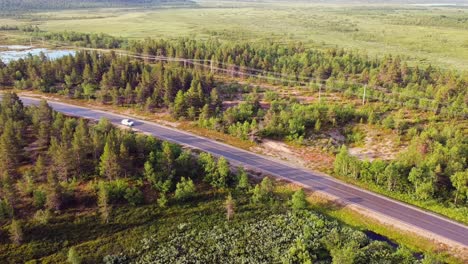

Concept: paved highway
[[19, 96, 468, 249]]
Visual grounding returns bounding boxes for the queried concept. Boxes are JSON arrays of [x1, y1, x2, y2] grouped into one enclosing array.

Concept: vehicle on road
[[121, 119, 134, 127]]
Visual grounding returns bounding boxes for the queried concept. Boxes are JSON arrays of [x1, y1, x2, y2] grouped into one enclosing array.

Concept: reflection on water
[[0, 46, 75, 63]]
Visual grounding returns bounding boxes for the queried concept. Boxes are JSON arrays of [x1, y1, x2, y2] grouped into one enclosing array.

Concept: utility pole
[[362, 85, 367, 105]]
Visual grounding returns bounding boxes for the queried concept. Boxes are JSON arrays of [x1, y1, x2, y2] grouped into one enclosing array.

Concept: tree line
[[0, 51, 220, 121], [0, 92, 281, 244], [334, 123, 468, 207], [25, 31, 468, 117]]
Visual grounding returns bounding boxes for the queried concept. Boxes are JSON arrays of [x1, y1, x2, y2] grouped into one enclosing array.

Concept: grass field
[[0, 1, 467, 70]]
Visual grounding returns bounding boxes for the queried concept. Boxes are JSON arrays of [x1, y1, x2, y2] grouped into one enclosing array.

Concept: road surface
[[18, 96, 468, 249]]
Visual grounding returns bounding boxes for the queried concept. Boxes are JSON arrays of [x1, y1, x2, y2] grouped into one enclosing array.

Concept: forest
[[0, 92, 432, 263], [0, 35, 466, 216], [34, 31, 467, 118]]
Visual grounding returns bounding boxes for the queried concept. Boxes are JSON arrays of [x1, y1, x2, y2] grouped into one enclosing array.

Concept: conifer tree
[[237, 167, 250, 190], [0, 120, 21, 174], [99, 135, 121, 180], [291, 189, 308, 211], [9, 219, 23, 245], [67, 247, 82, 264], [97, 182, 111, 224]]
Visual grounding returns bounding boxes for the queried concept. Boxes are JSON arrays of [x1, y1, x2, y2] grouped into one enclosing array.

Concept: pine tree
[[215, 157, 230, 189], [251, 184, 263, 204], [97, 182, 111, 223], [72, 119, 90, 177], [46, 171, 62, 212], [174, 177, 196, 201], [0, 120, 21, 174], [67, 247, 82, 264], [124, 82, 134, 105], [9, 219, 23, 245], [172, 90, 186, 118], [291, 189, 308, 211], [34, 100, 53, 147], [48, 137, 73, 181], [99, 136, 121, 180], [236, 167, 250, 190]]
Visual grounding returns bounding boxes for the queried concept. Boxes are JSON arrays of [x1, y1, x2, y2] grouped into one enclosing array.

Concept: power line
[[26, 38, 468, 117]]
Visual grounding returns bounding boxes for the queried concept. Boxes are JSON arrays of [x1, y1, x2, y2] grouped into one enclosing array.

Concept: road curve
[[19, 96, 468, 249]]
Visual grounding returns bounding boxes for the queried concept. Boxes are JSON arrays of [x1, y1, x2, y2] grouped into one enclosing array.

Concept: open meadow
[[1, 1, 467, 69]]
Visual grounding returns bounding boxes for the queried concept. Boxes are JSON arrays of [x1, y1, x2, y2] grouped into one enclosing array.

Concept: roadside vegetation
[[0, 93, 434, 263], [0, 34, 466, 223]]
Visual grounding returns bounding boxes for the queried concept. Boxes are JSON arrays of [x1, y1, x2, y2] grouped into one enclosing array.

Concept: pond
[[365, 230, 423, 259], [0, 45, 75, 63]]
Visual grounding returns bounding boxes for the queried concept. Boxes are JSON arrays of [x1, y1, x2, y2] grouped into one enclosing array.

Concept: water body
[[0, 46, 75, 63], [365, 230, 423, 259]]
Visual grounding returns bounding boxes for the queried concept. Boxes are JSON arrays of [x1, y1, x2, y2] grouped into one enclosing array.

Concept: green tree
[[48, 137, 74, 181], [67, 247, 82, 264], [124, 187, 144, 206], [174, 177, 196, 201], [408, 167, 435, 201], [451, 170, 468, 204], [72, 119, 90, 176], [251, 184, 263, 204], [0, 120, 22, 174], [236, 167, 250, 190], [199, 153, 217, 184], [0, 198, 13, 221], [157, 192, 168, 208], [334, 146, 360, 179], [46, 171, 63, 212], [260, 177, 274, 194], [9, 219, 23, 245], [33, 209, 51, 224], [99, 137, 121, 180], [282, 238, 313, 264], [215, 157, 230, 189], [291, 189, 308, 211], [171, 90, 186, 118], [34, 155, 46, 180], [98, 182, 111, 223]]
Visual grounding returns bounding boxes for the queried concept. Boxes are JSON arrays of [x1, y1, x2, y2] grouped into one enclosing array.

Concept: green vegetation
[[1, 1, 467, 69], [0, 31, 466, 223], [0, 93, 431, 263], [0, 1, 467, 262]]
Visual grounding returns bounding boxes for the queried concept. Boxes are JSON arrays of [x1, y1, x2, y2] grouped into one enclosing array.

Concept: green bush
[[174, 177, 196, 201], [33, 189, 47, 208], [291, 189, 308, 211], [33, 209, 51, 224], [0, 198, 13, 220], [124, 187, 144, 206]]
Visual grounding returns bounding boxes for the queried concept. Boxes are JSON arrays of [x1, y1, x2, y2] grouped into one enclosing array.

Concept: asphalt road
[[19, 96, 468, 248]]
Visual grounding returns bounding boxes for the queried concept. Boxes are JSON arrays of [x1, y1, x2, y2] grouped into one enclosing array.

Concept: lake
[[0, 45, 75, 63]]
